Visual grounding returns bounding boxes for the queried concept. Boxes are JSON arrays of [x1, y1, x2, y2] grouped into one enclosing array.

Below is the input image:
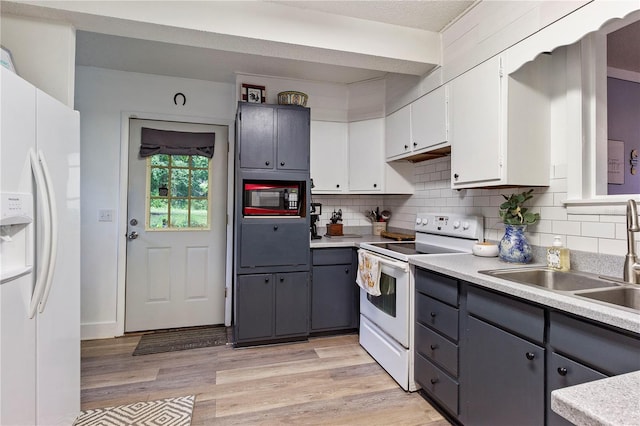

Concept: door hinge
[[225, 287, 228, 298]]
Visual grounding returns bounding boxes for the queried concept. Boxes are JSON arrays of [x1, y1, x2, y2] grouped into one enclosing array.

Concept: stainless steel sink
[[479, 267, 622, 292], [574, 287, 640, 311]]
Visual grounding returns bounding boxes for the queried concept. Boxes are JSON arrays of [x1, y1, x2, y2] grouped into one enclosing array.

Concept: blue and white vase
[[498, 224, 532, 263]]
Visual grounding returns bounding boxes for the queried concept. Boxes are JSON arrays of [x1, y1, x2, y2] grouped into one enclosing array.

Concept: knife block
[[326, 223, 343, 236]]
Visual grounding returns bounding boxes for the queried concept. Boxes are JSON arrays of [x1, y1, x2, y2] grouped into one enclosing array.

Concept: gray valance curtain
[[139, 127, 215, 158]]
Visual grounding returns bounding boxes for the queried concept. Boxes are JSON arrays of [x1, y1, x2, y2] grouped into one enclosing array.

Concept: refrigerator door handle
[[28, 149, 52, 318], [37, 150, 58, 314]]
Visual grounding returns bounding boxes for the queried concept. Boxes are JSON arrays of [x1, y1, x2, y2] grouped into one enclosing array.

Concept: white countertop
[[410, 254, 640, 334], [551, 371, 640, 426], [310, 234, 389, 248]]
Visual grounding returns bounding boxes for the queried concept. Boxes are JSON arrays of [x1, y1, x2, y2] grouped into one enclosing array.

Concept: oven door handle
[[359, 250, 410, 272]]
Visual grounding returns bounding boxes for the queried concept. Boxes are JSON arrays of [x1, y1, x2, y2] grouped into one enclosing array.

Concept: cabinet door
[[239, 222, 310, 269], [348, 118, 384, 191], [275, 272, 309, 336], [547, 352, 607, 426], [411, 86, 448, 152], [385, 105, 411, 159], [276, 107, 309, 171], [450, 55, 503, 187], [310, 121, 348, 192], [236, 274, 274, 341], [238, 104, 275, 169], [311, 263, 356, 331], [463, 316, 544, 426]]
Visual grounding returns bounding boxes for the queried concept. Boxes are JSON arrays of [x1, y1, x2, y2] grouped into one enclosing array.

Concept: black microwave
[[243, 181, 303, 216]]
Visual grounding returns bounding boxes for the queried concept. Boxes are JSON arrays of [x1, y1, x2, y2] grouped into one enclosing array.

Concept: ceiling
[[69, 1, 474, 84]]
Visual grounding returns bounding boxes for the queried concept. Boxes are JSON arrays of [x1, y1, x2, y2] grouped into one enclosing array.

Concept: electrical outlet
[[98, 209, 114, 222]]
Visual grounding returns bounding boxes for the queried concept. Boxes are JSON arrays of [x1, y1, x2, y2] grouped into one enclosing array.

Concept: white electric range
[[358, 213, 484, 391]]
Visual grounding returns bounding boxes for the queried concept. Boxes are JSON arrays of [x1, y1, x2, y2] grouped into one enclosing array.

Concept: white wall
[[1, 14, 76, 107], [75, 66, 234, 339]]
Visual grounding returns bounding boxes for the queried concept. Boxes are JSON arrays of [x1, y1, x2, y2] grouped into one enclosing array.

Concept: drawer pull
[[264, 277, 270, 283], [430, 344, 438, 350], [430, 378, 439, 384], [430, 312, 437, 318], [273, 225, 279, 231], [525, 352, 535, 360], [345, 268, 349, 274], [280, 161, 285, 166], [557, 367, 568, 376], [265, 161, 270, 166]]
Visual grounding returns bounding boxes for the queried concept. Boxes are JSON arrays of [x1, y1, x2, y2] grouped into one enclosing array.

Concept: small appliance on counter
[[310, 202, 322, 239]]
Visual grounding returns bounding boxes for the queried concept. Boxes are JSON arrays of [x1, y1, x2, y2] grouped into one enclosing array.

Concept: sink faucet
[[624, 199, 640, 284]]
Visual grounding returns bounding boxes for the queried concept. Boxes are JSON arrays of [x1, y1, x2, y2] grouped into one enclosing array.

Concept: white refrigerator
[[0, 68, 80, 425]]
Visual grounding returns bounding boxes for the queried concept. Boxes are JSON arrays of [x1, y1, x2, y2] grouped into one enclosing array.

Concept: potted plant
[[498, 189, 540, 263]]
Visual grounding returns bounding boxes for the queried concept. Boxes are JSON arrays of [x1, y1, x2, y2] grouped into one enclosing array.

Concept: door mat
[[74, 395, 195, 426], [133, 326, 228, 356]]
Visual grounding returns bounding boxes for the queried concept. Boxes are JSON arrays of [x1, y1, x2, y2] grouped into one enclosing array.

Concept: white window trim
[[564, 12, 640, 216]]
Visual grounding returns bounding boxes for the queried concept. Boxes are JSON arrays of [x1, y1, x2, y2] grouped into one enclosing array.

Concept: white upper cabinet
[[450, 54, 551, 189], [349, 118, 414, 194], [310, 121, 348, 193], [385, 86, 449, 161], [348, 119, 384, 192]]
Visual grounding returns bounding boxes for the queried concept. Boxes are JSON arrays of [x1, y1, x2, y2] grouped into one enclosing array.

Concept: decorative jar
[[498, 224, 532, 263]]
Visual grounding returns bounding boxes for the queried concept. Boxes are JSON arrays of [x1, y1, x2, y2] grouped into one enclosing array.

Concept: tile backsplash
[[313, 156, 636, 271]]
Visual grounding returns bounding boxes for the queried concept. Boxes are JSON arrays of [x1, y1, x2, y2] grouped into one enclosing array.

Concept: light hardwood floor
[[81, 332, 451, 425]]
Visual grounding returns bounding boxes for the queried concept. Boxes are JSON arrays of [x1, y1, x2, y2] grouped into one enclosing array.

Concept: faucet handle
[[628, 199, 640, 232]]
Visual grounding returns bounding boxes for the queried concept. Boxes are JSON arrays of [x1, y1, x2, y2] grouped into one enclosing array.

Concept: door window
[[147, 154, 210, 230]]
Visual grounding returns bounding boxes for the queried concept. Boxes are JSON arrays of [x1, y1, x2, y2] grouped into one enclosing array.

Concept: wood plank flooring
[[81, 332, 451, 425]]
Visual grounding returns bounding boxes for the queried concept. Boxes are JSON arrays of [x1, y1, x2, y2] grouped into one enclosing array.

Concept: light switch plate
[[98, 209, 114, 222]]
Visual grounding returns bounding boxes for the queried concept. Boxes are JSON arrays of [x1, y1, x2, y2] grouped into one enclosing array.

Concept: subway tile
[[552, 220, 581, 235], [581, 222, 616, 238], [568, 214, 600, 222], [598, 238, 627, 256], [540, 206, 568, 221], [566, 235, 598, 252]]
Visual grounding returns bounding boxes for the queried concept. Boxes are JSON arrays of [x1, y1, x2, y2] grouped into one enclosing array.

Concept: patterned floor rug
[[74, 395, 195, 426], [132, 325, 228, 356]]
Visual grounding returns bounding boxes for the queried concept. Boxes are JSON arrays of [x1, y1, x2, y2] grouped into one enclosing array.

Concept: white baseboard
[[81, 321, 121, 340]]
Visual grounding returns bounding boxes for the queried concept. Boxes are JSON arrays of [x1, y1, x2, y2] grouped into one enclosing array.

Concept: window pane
[[192, 156, 209, 168], [170, 198, 188, 227], [172, 155, 189, 168], [171, 168, 189, 197], [150, 167, 169, 196], [151, 154, 169, 166], [190, 199, 208, 228], [191, 169, 208, 197], [150, 198, 168, 228]]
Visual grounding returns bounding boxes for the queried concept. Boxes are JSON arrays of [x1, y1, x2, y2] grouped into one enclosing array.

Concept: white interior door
[[125, 119, 227, 332]]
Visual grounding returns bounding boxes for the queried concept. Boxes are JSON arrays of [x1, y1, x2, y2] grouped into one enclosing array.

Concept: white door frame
[[116, 111, 235, 336]]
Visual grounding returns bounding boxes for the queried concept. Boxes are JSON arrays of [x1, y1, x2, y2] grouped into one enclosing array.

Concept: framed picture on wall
[[241, 84, 266, 103], [608, 139, 624, 184]]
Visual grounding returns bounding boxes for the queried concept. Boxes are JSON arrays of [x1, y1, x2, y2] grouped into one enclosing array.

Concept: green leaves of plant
[[499, 188, 540, 225]]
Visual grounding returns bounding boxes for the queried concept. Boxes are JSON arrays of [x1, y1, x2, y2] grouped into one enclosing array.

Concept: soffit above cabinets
[[2, 0, 473, 84]]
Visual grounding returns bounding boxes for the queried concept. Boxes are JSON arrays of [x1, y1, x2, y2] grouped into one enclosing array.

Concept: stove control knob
[[416, 218, 422, 225], [421, 218, 428, 226], [453, 220, 461, 229], [462, 221, 470, 230]]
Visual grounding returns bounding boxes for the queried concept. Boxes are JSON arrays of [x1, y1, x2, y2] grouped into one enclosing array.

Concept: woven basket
[[278, 91, 308, 106]]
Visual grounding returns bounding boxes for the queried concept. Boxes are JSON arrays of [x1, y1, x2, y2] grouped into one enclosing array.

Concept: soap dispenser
[[547, 236, 570, 271]]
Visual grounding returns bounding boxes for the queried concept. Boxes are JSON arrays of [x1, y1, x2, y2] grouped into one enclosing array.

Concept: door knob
[[128, 231, 139, 240]]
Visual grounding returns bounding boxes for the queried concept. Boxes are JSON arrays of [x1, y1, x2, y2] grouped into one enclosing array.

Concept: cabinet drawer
[[312, 248, 353, 265], [467, 286, 544, 344], [549, 312, 640, 376], [415, 322, 458, 377], [415, 353, 459, 415], [415, 268, 458, 306], [240, 222, 309, 268], [416, 293, 458, 341]]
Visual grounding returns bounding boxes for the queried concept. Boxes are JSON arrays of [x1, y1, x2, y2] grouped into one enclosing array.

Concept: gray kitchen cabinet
[[547, 311, 640, 425], [235, 272, 309, 346], [237, 102, 310, 171], [310, 248, 358, 333], [239, 221, 310, 270], [414, 269, 460, 416], [462, 286, 545, 426]]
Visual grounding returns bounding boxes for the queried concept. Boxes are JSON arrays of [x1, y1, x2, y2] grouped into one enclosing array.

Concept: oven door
[[359, 252, 410, 348]]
